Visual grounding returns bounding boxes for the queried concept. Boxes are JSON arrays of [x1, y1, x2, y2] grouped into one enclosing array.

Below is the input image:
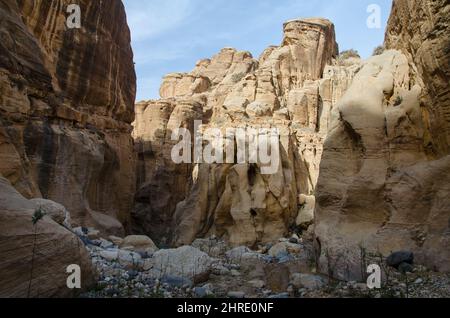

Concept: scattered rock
[[398, 262, 414, 274], [161, 276, 193, 288], [248, 279, 265, 289], [118, 250, 142, 268], [87, 228, 101, 240], [268, 292, 289, 299], [265, 264, 290, 293], [387, 251, 414, 268], [296, 194, 315, 228], [268, 242, 301, 258], [227, 291, 246, 298], [120, 235, 158, 254], [225, 246, 252, 261], [414, 278, 423, 285], [109, 236, 124, 246], [148, 246, 214, 284], [99, 250, 119, 262], [290, 273, 326, 290]]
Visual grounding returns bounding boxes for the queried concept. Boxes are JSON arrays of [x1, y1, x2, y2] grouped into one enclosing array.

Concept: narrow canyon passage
[[0, 0, 448, 298]]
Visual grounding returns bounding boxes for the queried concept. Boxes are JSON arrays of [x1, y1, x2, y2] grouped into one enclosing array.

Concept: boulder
[[290, 273, 326, 290], [120, 235, 158, 254], [264, 264, 290, 293], [117, 250, 142, 268], [227, 291, 246, 299], [0, 177, 95, 297], [268, 242, 301, 258], [386, 251, 414, 269], [108, 236, 124, 246], [30, 199, 71, 228], [148, 246, 214, 284], [99, 250, 119, 262], [296, 194, 315, 227]]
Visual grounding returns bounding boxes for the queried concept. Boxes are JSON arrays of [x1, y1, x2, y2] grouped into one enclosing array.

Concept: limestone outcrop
[[133, 19, 360, 247], [0, 0, 136, 235], [314, 0, 450, 280]]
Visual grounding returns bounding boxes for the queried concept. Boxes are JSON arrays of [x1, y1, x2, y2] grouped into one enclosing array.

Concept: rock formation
[[132, 18, 360, 247], [0, 176, 95, 297], [0, 0, 136, 297], [0, 0, 136, 235], [315, 0, 450, 280]]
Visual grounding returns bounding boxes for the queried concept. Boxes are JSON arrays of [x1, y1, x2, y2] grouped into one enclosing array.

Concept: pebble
[[79, 232, 450, 299], [227, 291, 246, 298]]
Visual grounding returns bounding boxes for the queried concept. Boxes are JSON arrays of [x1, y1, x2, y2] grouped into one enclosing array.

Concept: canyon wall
[[315, 0, 450, 280], [0, 0, 136, 234], [133, 19, 360, 247], [0, 0, 136, 296]]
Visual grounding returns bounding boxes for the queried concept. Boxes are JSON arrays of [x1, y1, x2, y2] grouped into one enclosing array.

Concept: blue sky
[[123, 0, 393, 101]]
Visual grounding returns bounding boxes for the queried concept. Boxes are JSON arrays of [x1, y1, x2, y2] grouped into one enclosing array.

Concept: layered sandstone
[[0, 176, 95, 297], [315, 0, 450, 280], [133, 19, 359, 247], [0, 0, 136, 297], [0, 0, 136, 234]]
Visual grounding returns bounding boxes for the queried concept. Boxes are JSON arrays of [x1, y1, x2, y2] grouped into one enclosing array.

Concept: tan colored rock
[[315, 48, 450, 280], [133, 18, 357, 247], [108, 236, 124, 246], [0, 177, 95, 297], [0, 0, 137, 235], [160, 73, 210, 98], [268, 242, 302, 257], [120, 235, 158, 254], [296, 194, 315, 227], [147, 246, 214, 284], [314, 0, 450, 279], [385, 0, 450, 153], [30, 198, 71, 228]]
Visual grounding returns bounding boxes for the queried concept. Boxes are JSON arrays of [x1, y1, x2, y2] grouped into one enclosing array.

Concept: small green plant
[[339, 49, 360, 60], [32, 207, 46, 225], [28, 207, 47, 298], [231, 72, 246, 83], [372, 45, 385, 56]]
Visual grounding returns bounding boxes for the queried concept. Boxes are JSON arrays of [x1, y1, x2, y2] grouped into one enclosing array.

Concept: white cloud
[[123, 0, 194, 42]]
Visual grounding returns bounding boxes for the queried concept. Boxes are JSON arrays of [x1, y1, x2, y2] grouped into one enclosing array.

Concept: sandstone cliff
[[0, 0, 136, 297], [315, 0, 450, 280], [132, 19, 360, 247], [0, 0, 136, 234]]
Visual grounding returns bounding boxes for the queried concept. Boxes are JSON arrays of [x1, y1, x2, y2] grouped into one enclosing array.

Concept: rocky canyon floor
[[77, 228, 450, 299]]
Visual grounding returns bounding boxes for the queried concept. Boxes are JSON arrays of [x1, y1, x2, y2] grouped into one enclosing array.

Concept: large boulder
[[147, 246, 215, 284], [0, 177, 95, 297], [120, 235, 158, 254]]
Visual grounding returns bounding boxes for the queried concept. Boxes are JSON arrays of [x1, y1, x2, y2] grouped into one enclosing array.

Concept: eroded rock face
[[133, 19, 358, 247], [0, 176, 95, 297], [315, 0, 450, 280], [0, 0, 136, 235], [385, 0, 450, 154]]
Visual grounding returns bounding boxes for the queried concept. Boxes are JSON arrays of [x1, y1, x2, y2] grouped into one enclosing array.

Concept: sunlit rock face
[[314, 0, 450, 280], [132, 18, 360, 247], [0, 0, 137, 235]]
